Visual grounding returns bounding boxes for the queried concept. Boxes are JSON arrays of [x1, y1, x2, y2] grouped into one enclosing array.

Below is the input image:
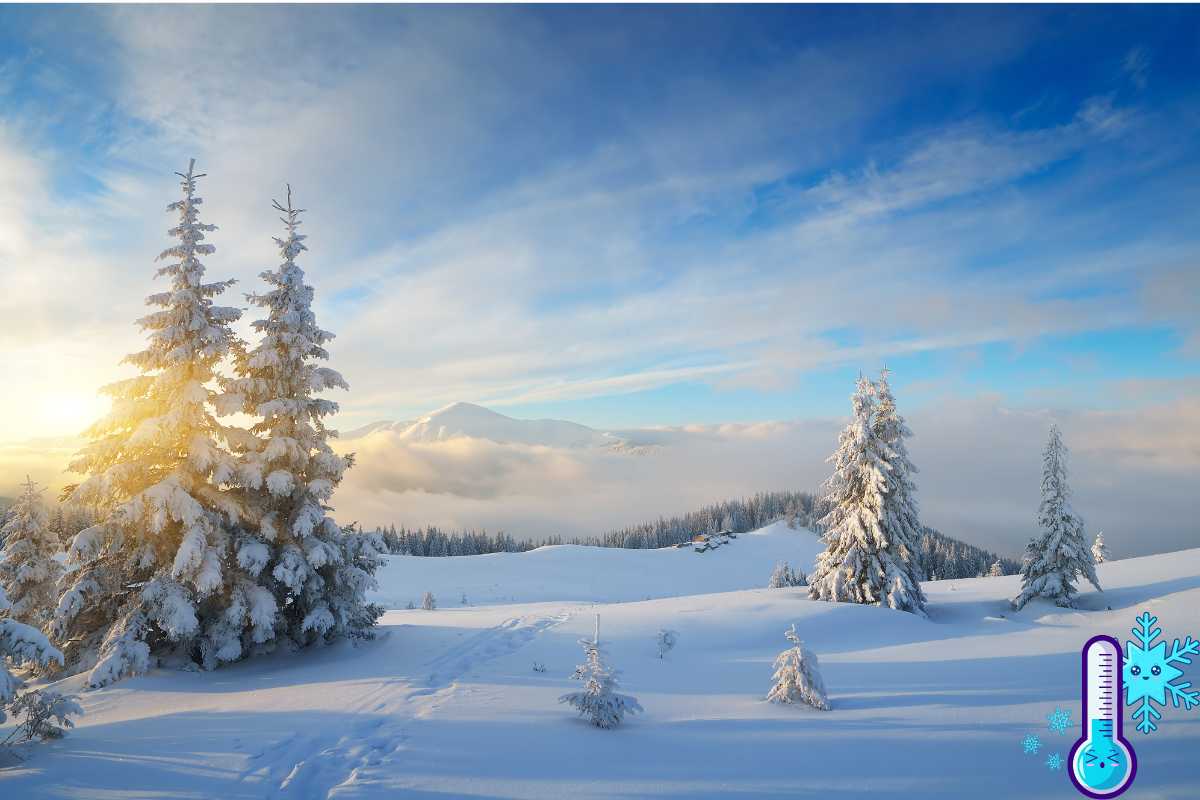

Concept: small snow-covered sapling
[[767, 623, 830, 710], [2, 689, 83, 744], [656, 629, 678, 659], [560, 615, 643, 728]]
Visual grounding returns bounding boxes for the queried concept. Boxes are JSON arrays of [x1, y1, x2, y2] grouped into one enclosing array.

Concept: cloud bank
[[329, 395, 1199, 560]]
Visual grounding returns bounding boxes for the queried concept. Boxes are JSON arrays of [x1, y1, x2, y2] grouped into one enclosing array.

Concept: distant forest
[[373, 490, 1022, 579]]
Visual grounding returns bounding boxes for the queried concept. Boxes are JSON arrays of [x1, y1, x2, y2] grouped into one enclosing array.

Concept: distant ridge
[[343, 401, 639, 450]]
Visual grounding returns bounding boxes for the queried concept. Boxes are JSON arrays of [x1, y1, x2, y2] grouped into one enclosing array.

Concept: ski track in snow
[[422, 611, 572, 691], [241, 611, 572, 799]]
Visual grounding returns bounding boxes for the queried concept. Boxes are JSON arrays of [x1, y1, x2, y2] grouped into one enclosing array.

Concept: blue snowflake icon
[[1046, 706, 1072, 735], [1125, 611, 1200, 734], [1046, 752, 1064, 771], [1022, 734, 1042, 754]]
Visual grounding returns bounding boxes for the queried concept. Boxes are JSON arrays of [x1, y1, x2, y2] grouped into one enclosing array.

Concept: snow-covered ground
[[372, 521, 826, 608], [4, 522, 1200, 798]]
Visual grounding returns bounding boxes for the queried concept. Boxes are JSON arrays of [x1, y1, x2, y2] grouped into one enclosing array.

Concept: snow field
[[3, 525, 1200, 798]]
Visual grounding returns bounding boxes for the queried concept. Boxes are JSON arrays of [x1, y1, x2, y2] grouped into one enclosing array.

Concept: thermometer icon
[[1068, 635, 1137, 798]]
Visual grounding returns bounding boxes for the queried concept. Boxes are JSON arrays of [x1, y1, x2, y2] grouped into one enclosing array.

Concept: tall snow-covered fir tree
[[767, 623, 829, 710], [1011, 425, 1101, 610], [0, 478, 63, 632], [988, 559, 1005, 577], [219, 187, 383, 648], [53, 161, 253, 686], [871, 369, 927, 604], [1091, 531, 1109, 564], [808, 376, 926, 615], [1, 585, 65, 724]]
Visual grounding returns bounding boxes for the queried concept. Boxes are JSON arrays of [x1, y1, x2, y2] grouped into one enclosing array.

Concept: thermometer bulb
[[1069, 635, 1137, 798]]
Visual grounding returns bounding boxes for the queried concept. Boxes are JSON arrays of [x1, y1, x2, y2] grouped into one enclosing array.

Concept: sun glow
[[37, 391, 107, 438]]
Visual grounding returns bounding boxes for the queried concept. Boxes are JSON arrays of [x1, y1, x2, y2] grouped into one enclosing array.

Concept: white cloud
[[322, 394, 1200, 560]]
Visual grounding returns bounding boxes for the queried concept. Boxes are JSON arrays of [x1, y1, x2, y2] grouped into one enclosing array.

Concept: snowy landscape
[[3, 5, 1200, 800], [4, 524, 1200, 798]]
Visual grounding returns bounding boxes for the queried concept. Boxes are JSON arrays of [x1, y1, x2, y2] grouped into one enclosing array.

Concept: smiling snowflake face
[[1125, 641, 1183, 706], [1124, 611, 1200, 734]]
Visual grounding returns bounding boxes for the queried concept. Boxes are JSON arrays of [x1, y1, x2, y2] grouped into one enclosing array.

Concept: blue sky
[[0, 5, 1195, 425], [2, 5, 1198, 555]]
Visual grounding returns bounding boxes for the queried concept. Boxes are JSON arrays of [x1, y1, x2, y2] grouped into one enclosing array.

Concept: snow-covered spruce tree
[[1092, 531, 1109, 565], [53, 161, 253, 686], [1011, 425, 1101, 610], [560, 617, 642, 728], [808, 376, 926, 615], [768, 561, 794, 589], [988, 560, 1005, 578], [421, 592, 436, 611], [218, 187, 383, 649], [1, 585, 65, 725], [871, 369, 928, 601], [0, 477, 63, 632], [767, 623, 829, 710]]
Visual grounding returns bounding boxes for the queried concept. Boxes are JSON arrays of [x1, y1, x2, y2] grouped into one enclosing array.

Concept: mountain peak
[[346, 401, 625, 449], [422, 401, 506, 421]]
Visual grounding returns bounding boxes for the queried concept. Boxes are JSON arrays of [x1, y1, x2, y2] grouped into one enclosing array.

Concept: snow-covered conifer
[[988, 560, 1004, 577], [1, 585, 65, 724], [808, 376, 926, 615], [656, 628, 677, 659], [0, 477, 63, 631], [767, 623, 829, 710], [1011, 425, 1101, 610], [560, 617, 642, 728], [768, 561, 793, 589], [4, 689, 84, 743], [219, 186, 383, 649], [54, 161, 248, 686], [871, 369, 927, 601], [1091, 532, 1109, 565], [422, 592, 436, 611]]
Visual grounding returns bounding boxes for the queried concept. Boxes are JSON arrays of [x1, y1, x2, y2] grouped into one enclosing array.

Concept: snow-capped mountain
[[343, 401, 637, 450]]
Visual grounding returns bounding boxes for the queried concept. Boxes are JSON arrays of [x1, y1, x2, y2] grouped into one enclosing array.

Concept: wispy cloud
[[1124, 46, 1151, 90], [0, 6, 1197, 446]]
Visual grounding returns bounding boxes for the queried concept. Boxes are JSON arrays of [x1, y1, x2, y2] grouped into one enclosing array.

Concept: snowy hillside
[[343, 401, 632, 449], [5, 527, 1200, 798], [371, 520, 825, 607]]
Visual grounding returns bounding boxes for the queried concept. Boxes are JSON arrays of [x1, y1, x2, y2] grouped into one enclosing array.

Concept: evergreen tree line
[[374, 491, 820, 556], [916, 529, 1020, 580], [373, 487, 1019, 580]]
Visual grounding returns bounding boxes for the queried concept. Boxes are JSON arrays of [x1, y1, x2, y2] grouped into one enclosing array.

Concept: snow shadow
[[828, 651, 1073, 711], [2, 709, 465, 800]]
